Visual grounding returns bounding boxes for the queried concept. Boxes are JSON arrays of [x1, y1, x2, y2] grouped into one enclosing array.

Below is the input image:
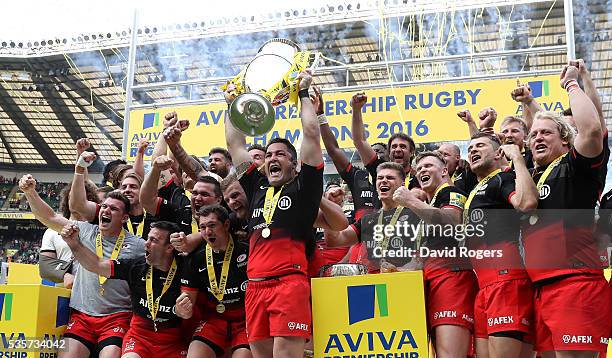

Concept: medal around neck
[[262, 227, 271, 238]]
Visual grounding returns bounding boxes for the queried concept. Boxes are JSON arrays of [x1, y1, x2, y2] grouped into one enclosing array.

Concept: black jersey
[[523, 147, 607, 282], [351, 206, 421, 273], [239, 162, 323, 278], [463, 170, 526, 286], [180, 240, 249, 320], [110, 256, 184, 327], [339, 163, 377, 221]]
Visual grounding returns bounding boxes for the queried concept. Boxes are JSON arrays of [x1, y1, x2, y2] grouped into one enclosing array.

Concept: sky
[[0, 0, 337, 42]]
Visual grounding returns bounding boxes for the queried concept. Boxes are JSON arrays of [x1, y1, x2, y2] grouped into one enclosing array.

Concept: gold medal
[[529, 214, 539, 225], [99, 286, 104, 296], [262, 227, 271, 238], [216, 303, 226, 314]]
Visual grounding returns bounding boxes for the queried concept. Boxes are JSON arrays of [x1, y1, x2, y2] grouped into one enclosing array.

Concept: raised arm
[[61, 223, 111, 278], [140, 155, 174, 215], [511, 80, 543, 131], [576, 59, 605, 132], [457, 110, 479, 138], [132, 139, 148, 180], [164, 117, 208, 181], [69, 152, 99, 222], [314, 196, 349, 231], [502, 144, 538, 212], [561, 65, 604, 157], [19, 175, 69, 233], [223, 84, 252, 173], [297, 70, 323, 167], [351, 92, 377, 164], [312, 86, 350, 172]]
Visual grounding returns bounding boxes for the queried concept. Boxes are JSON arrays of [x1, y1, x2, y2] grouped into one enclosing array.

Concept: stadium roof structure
[[0, 0, 610, 171]]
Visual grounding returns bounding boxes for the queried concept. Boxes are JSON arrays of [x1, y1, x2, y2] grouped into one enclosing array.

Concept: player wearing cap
[[463, 133, 538, 358], [522, 64, 611, 355], [181, 205, 251, 358], [393, 152, 477, 358], [19, 174, 144, 358], [225, 70, 323, 357], [61, 220, 190, 358]]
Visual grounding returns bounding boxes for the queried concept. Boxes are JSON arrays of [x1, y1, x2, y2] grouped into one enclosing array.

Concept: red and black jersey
[[110, 257, 184, 327], [523, 147, 607, 282], [339, 163, 377, 221], [365, 157, 420, 190], [239, 162, 323, 278], [423, 185, 471, 279], [463, 170, 527, 287], [180, 241, 249, 321], [229, 212, 249, 242], [351, 206, 421, 273]]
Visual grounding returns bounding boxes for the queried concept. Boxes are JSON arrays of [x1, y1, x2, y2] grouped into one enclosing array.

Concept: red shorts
[[474, 278, 534, 339], [245, 274, 311, 342], [308, 246, 350, 278], [192, 315, 249, 355], [426, 270, 478, 332], [64, 310, 131, 351], [534, 274, 611, 352], [122, 315, 187, 358]]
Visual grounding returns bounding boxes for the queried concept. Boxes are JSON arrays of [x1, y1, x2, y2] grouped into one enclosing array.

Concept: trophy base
[[318, 264, 369, 277], [229, 93, 276, 137]]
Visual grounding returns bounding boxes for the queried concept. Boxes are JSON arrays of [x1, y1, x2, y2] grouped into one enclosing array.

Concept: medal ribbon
[[404, 173, 412, 188], [95, 229, 125, 286], [377, 206, 404, 251], [146, 258, 178, 325], [463, 169, 502, 225], [126, 212, 146, 237], [430, 183, 450, 205], [535, 153, 567, 191], [206, 235, 235, 302], [263, 185, 285, 228]]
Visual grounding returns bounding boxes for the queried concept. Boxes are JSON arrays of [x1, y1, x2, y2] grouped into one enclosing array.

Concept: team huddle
[[23, 62, 612, 358]]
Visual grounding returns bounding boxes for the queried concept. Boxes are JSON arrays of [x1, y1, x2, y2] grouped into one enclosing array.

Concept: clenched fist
[[153, 155, 174, 172], [170, 232, 188, 253], [510, 80, 533, 104], [457, 109, 474, 123], [76, 138, 91, 155], [19, 174, 37, 193], [175, 292, 193, 319], [478, 107, 497, 129], [351, 92, 368, 111], [60, 223, 80, 248]]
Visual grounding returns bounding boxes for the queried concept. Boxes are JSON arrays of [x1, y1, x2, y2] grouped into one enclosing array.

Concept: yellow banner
[[0, 212, 35, 220], [0, 284, 71, 357], [127, 75, 565, 161], [311, 271, 428, 357]]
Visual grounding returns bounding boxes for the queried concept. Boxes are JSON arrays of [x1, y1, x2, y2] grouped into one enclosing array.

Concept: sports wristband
[[76, 156, 93, 168], [318, 114, 328, 126], [298, 89, 310, 99], [563, 79, 578, 90]]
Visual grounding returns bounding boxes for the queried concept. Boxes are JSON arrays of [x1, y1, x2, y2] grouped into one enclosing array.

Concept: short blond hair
[[528, 111, 575, 148]]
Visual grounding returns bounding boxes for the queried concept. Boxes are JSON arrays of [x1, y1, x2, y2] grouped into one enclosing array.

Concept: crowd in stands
[[4, 181, 66, 211]]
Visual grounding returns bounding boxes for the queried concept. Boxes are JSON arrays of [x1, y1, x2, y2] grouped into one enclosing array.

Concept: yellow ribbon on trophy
[[222, 50, 316, 107]]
